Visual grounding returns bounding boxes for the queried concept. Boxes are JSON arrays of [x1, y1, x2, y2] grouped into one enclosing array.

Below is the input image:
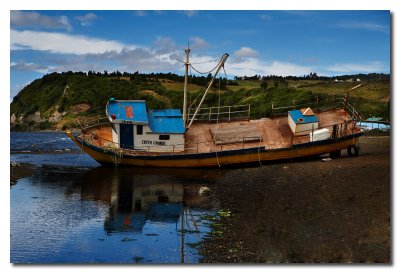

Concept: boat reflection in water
[[76, 167, 221, 263]]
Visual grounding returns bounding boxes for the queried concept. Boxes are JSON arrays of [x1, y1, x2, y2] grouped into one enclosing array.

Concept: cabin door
[[119, 124, 134, 149]]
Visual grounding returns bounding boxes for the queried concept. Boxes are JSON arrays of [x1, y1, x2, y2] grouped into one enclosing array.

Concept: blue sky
[[10, 10, 390, 100]]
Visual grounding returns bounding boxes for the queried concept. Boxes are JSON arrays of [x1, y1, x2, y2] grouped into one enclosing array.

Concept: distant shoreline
[[11, 129, 65, 133]]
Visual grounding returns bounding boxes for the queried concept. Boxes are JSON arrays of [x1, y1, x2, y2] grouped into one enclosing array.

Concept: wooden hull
[[66, 130, 362, 168]]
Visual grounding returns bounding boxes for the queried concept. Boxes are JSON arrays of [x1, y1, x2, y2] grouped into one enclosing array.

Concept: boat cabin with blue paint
[[288, 107, 319, 136], [106, 99, 185, 152]]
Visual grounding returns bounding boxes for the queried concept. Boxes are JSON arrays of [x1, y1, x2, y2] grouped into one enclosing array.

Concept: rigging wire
[[187, 63, 229, 111], [171, 63, 186, 74], [222, 64, 228, 80], [189, 61, 220, 75], [190, 56, 223, 65]]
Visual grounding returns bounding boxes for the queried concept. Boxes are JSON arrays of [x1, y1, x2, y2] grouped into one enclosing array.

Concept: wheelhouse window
[[159, 135, 170, 140], [137, 125, 143, 135]]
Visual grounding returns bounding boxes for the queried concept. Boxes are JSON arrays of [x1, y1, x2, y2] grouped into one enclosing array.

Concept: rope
[[189, 62, 220, 75], [73, 138, 84, 167], [258, 137, 263, 167], [171, 63, 186, 74], [111, 147, 123, 167], [215, 149, 221, 168], [188, 85, 206, 111], [222, 65, 228, 80], [214, 73, 222, 168], [217, 76, 221, 123]]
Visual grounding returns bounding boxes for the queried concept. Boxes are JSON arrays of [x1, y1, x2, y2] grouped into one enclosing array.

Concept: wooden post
[[291, 133, 294, 147], [311, 124, 314, 142], [183, 47, 190, 129]]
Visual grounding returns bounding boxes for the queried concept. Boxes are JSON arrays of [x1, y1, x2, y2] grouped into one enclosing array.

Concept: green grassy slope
[[10, 72, 390, 131]]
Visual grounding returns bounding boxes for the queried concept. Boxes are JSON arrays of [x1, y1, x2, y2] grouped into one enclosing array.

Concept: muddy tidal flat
[[10, 132, 390, 263], [200, 136, 390, 263]]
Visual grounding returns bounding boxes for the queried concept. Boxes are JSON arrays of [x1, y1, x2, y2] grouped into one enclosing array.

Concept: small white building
[[288, 108, 319, 136], [106, 99, 185, 152]]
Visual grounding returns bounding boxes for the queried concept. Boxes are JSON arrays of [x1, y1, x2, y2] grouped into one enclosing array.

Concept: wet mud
[[10, 163, 34, 186], [200, 136, 390, 263]]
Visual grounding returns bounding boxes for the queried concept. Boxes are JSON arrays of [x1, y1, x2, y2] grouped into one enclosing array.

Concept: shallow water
[[10, 132, 222, 263]]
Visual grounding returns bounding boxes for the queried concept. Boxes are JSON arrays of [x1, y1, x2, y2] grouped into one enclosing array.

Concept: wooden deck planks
[[210, 123, 261, 145]]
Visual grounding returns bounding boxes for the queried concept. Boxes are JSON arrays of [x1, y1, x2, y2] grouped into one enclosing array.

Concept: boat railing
[[75, 104, 252, 130], [290, 119, 360, 147], [271, 96, 362, 122], [187, 104, 251, 123], [79, 128, 265, 156], [337, 97, 362, 122], [75, 115, 110, 130]]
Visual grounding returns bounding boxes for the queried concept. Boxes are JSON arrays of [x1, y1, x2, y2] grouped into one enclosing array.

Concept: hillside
[[10, 71, 390, 131]]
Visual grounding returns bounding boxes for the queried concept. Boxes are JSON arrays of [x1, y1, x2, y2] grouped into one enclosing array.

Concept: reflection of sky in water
[[11, 167, 217, 263]]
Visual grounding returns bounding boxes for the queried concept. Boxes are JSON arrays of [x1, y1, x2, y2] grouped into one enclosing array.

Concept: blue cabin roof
[[289, 109, 319, 124], [106, 99, 185, 134], [148, 109, 185, 134], [106, 100, 148, 124]]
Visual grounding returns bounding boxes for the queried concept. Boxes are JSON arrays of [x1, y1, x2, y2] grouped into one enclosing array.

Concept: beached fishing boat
[[66, 48, 363, 167]]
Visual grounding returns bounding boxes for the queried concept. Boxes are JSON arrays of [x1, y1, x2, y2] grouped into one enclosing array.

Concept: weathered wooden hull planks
[[66, 130, 362, 168]]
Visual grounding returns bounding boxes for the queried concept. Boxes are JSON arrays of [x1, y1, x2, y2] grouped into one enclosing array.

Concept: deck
[[83, 108, 359, 155], [184, 108, 356, 153]]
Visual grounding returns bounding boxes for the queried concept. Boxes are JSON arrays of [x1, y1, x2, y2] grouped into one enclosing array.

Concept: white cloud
[[75, 13, 98, 26], [10, 62, 53, 73], [152, 36, 177, 54], [327, 61, 385, 73], [335, 21, 389, 33], [11, 30, 131, 55], [189, 36, 210, 49], [9, 29, 315, 78], [10, 82, 30, 102], [182, 11, 198, 17], [133, 11, 148, 17], [282, 11, 314, 17], [226, 58, 313, 77], [11, 11, 72, 31], [259, 14, 272, 21], [234, 47, 259, 58]]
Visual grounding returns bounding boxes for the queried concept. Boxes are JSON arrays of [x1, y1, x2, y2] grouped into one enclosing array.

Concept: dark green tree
[[260, 77, 268, 91]]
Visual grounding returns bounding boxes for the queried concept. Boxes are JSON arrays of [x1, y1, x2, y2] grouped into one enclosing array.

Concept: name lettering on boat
[[142, 140, 166, 146]]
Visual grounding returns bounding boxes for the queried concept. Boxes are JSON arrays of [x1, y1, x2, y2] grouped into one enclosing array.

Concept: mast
[[183, 47, 190, 129], [344, 84, 362, 111], [187, 53, 229, 129]]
